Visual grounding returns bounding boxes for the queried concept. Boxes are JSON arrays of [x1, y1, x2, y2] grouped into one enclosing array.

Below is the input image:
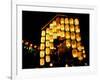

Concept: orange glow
[[70, 25, 74, 32], [46, 41, 50, 47], [46, 56, 50, 62], [65, 24, 69, 31], [75, 18, 79, 25], [60, 25, 64, 31], [41, 30, 45, 36], [66, 40, 71, 48], [71, 32, 75, 40], [46, 48, 50, 55], [60, 18, 64, 24], [69, 18, 74, 25], [72, 40, 76, 48], [50, 43, 54, 49], [53, 33, 57, 39], [41, 37, 45, 43], [46, 34, 50, 40], [40, 43, 45, 50], [40, 51, 45, 58], [65, 32, 70, 39], [76, 33, 81, 41], [65, 18, 69, 24], [40, 58, 44, 66], [75, 26, 80, 33], [72, 49, 78, 58]]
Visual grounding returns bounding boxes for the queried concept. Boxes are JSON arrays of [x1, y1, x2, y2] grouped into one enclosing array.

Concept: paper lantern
[[52, 20, 57, 26], [40, 43, 45, 50], [41, 37, 45, 43], [66, 40, 71, 48], [83, 53, 86, 58], [72, 40, 76, 48], [76, 33, 81, 41], [65, 18, 69, 24], [69, 18, 74, 25], [53, 32, 57, 39], [72, 49, 78, 58], [49, 35, 53, 42], [83, 50, 85, 53], [40, 58, 45, 66], [60, 31, 65, 37], [60, 25, 64, 31], [65, 31, 70, 39], [41, 30, 45, 36], [75, 26, 80, 33], [60, 18, 64, 24], [46, 41, 50, 47], [46, 34, 50, 40], [40, 51, 45, 58], [71, 32, 75, 40], [46, 28, 50, 34], [70, 25, 74, 32], [46, 56, 50, 62], [50, 43, 54, 49], [46, 47, 50, 55], [65, 24, 69, 31], [75, 18, 79, 25], [78, 56, 83, 61]]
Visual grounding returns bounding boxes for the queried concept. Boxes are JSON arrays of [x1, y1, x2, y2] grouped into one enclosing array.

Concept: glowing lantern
[[66, 40, 71, 48], [46, 34, 50, 40], [53, 33, 57, 39], [75, 26, 80, 33], [49, 35, 53, 42], [65, 32, 70, 39], [61, 25, 64, 31], [40, 51, 45, 58], [56, 24, 61, 30], [46, 28, 50, 34], [69, 18, 74, 25], [41, 37, 45, 43], [40, 43, 45, 50], [40, 58, 45, 66], [60, 31, 65, 37], [72, 40, 76, 48], [41, 30, 45, 36], [83, 50, 85, 53], [70, 25, 74, 32], [83, 53, 86, 58], [78, 56, 83, 61], [76, 33, 81, 41], [65, 25, 69, 31], [46, 48, 50, 55], [46, 56, 50, 62], [49, 29, 53, 35], [77, 45, 82, 51], [50, 23, 53, 29], [65, 18, 69, 24], [52, 20, 56, 26], [60, 18, 64, 24], [71, 32, 75, 40], [50, 43, 54, 49], [75, 18, 79, 25], [52, 27, 57, 33], [77, 42, 81, 48], [46, 41, 50, 47], [72, 49, 78, 58]]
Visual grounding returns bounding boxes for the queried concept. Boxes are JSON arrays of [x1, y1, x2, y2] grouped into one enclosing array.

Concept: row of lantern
[[50, 17, 79, 25], [42, 25, 80, 36]]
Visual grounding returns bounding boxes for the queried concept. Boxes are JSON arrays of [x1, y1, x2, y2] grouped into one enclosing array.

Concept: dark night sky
[[22, 11, 89, 64]]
